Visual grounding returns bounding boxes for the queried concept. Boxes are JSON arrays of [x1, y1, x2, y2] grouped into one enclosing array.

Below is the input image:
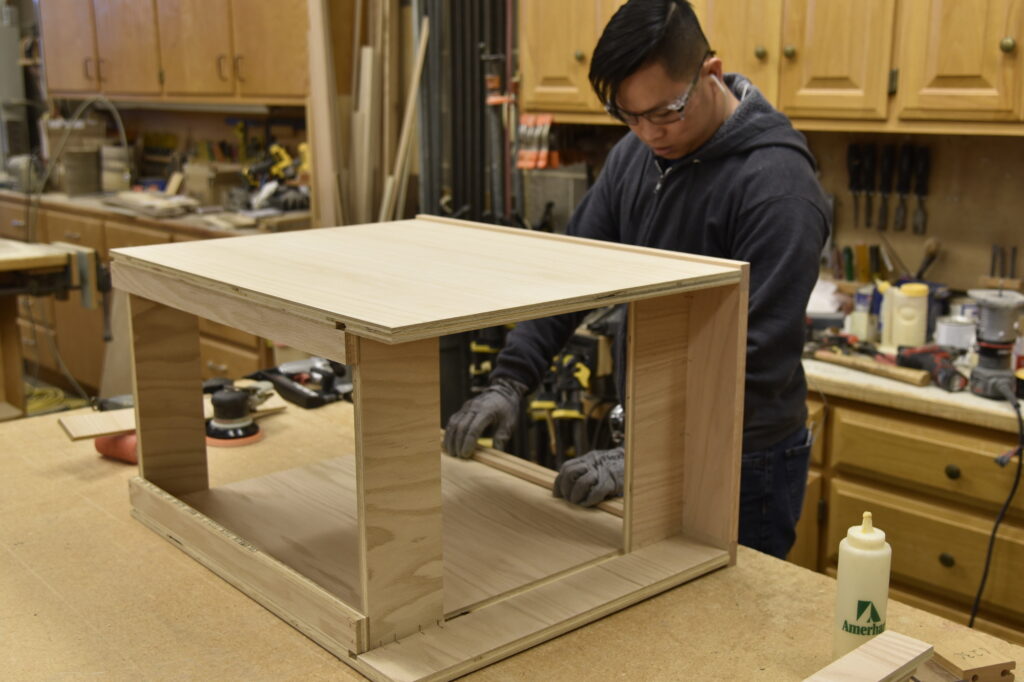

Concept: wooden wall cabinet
[[777, 0, 897, 120], [92, 0, 162, 95], [38, 0, 100, 94], [896, 0, 1024, 121], [39, 0, 309, 102], [156, 0, 236, 97]]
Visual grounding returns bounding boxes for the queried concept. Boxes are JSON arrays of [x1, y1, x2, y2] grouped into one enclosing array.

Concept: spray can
[[833, 511, 892, 659]]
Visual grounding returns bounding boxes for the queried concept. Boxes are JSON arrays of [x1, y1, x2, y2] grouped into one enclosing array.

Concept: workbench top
[[2, 402, 1020, 680], [804, 357, 1019, 434]]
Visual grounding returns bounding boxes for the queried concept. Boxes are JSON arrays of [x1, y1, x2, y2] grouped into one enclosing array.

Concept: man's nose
[[634, 118, 663, 140]]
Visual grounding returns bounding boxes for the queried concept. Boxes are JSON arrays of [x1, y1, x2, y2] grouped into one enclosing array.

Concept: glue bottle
[[832, 511, 892, 659], [877, 281, 894, 347]]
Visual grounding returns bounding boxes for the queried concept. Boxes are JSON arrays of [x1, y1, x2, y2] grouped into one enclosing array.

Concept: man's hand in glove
[[443, 377, 529, 458], [553, 446, 624, 507]]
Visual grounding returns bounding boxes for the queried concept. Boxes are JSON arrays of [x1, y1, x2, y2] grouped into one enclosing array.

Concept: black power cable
[[968, 381, 1024, 628]]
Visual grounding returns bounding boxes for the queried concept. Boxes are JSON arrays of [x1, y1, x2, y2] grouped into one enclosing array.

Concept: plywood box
[[110, 215, 748, 681]]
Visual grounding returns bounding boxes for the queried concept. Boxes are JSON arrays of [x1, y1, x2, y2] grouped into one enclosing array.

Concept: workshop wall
[[805, 132, 1024, 293]]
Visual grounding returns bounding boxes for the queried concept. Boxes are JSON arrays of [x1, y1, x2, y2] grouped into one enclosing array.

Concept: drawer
[[18, 319, 59, 373], [18, 296, 56, 328], [829, 404, 1020, 515], [200, 336, 261, 380], [827, 478, 1024, 622], [105, 220, 172, 250], [0, 198, 29, 241], [43, 210, 105, 256], [198, 319, 260, 348]]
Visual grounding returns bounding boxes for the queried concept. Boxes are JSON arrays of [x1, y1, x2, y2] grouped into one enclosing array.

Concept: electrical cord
[[968, 380, 1023, 628]]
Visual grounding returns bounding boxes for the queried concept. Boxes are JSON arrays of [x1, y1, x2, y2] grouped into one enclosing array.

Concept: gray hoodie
[[492, 74, 831, 451]]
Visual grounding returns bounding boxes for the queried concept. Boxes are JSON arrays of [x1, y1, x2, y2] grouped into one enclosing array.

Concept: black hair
[[589, 0, 711, 109]]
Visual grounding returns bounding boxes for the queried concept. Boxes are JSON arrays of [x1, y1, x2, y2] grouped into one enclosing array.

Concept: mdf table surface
[[2, 404, 1021, 681]]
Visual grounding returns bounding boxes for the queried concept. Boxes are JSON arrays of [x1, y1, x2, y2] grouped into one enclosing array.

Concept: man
[[444, 0, 829, 559]]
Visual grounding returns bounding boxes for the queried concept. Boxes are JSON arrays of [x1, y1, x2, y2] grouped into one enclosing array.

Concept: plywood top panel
[[0, 239, 68, 272], [110, 217, 742, 343]]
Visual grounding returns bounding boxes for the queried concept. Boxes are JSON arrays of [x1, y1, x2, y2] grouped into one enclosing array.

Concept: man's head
[[590, 0, 734, 159]]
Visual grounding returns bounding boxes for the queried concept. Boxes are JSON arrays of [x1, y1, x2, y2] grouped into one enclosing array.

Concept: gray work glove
[[553, 446, 624, 507], [443, 377, 529, 458]]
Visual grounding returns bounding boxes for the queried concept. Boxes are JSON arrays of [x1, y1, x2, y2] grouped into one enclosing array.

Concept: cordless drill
[[896, 345, 968, 392]]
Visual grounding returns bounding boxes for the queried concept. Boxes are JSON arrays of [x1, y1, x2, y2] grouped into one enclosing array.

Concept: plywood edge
[[416, 214, 748, 272], [112, 260, 350, 360], [112, 250, 738, 345], [128, 477, 368, 655], [355, 535, 730, 682], [470, 446, 624, 517]]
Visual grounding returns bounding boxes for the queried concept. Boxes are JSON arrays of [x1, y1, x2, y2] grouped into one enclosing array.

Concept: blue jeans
[[739, 427, 813, 559]]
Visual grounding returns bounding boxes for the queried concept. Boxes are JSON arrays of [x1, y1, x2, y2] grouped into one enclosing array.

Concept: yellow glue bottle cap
[[900, 283, 929, 298], [877, 281, 891, 293], [845, 511, 887, 550]]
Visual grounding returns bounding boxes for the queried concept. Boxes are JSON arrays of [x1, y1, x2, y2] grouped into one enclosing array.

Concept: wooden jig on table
[[110, 215, 748, 681]]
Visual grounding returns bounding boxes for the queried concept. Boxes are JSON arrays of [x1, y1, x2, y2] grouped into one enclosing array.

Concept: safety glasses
[[606, 50, 715, 126]]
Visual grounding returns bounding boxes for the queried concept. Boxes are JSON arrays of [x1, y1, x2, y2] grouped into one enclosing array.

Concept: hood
[[680, 73, 817, 169]]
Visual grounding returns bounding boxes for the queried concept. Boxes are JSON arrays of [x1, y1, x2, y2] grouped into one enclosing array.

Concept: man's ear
[[706, 55, 725, 81]]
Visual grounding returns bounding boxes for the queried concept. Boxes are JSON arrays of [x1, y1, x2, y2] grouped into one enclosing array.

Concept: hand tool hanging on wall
[[894, 143, 915, 231], [861, 143, 877, 228], [846, 143, 862, 228], [912, 145, 931, 235], [877, 144, 895, 231]]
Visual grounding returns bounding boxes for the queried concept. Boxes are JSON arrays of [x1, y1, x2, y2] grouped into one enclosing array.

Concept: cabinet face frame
[[896, 0, 1024, 121]]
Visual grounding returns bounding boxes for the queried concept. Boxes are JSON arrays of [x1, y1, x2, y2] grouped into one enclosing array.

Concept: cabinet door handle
[[64, 231, 81, 241], [1001, 37, 1016, 53], [217, 54, 229, 81], [84, 57, 94, 81], [234, 55, 245, 83], [938, 552, 956, 568], [944, 464, 961, 479], [783, 45, 797, 59], [754, 45, 768, 61], [574, 50, 585, 62]]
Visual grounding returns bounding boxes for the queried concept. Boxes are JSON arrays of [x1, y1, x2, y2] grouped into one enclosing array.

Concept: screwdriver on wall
[[877, 144, 895, 231], [912, 145, 931, 235], [894, 143, 915, 231], [861, 144, 877, 229], [847, 143, 862, 228]]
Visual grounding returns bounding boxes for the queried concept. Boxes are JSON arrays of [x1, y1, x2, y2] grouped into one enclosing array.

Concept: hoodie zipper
[[653, 158, 676, 194]]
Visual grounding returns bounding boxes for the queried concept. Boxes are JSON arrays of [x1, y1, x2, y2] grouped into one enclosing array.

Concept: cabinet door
[[93, 0, 162, 95], [39, 0, 98, 93], [157, 0, 235, 96], [519, 0, 603, 112], [778, 0, 896, 119], [896, 0, 1023, 121], [231, 0, 308, 98], [696, 0, 783, 105]]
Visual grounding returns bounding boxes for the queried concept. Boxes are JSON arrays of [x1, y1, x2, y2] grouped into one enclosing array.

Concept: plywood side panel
[[683, 279, 746, 555], [624, 293, 690, 551], [353, 337, 444, 646], [0, 297, 22, 412], [129, 294, 208, 495]]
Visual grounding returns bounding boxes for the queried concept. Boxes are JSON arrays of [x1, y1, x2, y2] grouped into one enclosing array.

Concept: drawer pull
[[939, 552, 956, 568], [64, 231, 82, 241], [11, 219, 25, 228], [944, 464, 961, 480], [207, 360, 229, 374]]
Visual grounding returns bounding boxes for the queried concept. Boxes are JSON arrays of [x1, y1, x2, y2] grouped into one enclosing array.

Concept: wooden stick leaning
[[812, 349, 931, 387], [379, 16, 429, 222]]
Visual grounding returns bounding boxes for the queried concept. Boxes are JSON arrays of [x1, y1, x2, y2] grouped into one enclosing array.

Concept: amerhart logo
[[842, 600, 886, 636]]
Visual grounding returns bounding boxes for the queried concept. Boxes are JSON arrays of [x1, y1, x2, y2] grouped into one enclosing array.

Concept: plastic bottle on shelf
[[833, 511, 892, 660], [891, 282, 929, 348]]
